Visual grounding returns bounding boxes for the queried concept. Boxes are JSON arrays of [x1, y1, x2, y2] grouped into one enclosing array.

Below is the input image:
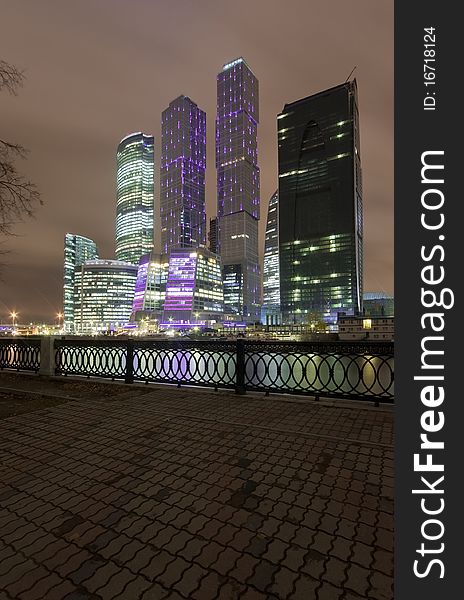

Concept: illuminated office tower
[[132, 251, 169, 319], [73, 260, 138, 334], [160, 96, 206, 254], [262, 191, 280, 322], [162, 248, 223, 327], [116, 132, 154, 264], [278, 80, 363, 324], [216, 58, 260, 321], [63, 233, 98, 332]]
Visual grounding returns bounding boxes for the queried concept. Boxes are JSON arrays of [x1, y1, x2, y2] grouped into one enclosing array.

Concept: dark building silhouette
[[208, 217, 218, 254], [278, 80, 363, 324]]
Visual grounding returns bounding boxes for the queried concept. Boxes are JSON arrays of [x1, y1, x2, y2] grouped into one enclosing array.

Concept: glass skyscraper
[[73, 259, 138, 334], [116, 132, 154, 264], [132, 251, 169, 317], [162, 248, 223, 326], [216, 57, 260, 321], [63, 233, 99, 332], [278, 80, 363, 324], [262, 191, 280, 320], [160, 96, 206, 255]]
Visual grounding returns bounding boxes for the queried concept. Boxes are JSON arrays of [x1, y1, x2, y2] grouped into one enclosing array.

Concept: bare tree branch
[[1, 60, 41, 241], [0, 60, 24, 95]]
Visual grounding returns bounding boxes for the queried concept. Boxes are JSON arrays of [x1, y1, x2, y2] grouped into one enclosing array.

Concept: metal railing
[[0, 337, 41, 372], [54, 338, 394, 402], [0, 337, 394, 402]]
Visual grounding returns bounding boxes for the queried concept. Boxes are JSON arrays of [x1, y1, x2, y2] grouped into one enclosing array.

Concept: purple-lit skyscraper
[[216, 58, 260, 321], [160, 96, 207, 255]]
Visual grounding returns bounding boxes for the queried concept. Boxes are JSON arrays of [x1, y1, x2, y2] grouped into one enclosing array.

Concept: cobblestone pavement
[[0, 374, 394, 599]]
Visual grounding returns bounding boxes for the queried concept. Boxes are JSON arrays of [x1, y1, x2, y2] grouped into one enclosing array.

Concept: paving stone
[[247, 559, 279, 594], [269, 566, 299, 599], [291, 574, 320, 599], [112, 575, 152, 600], [172, 564, 207, 598], [19, 573, 68, 600], [94, 567, 137, 599], [0, 375, 393, 600]]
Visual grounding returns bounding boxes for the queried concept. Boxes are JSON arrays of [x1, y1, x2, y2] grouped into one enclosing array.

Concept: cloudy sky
[[1, 0, 393, 323]]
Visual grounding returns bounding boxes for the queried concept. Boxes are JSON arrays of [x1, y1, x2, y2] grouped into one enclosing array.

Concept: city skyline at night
[[1, 1, 393, 323]]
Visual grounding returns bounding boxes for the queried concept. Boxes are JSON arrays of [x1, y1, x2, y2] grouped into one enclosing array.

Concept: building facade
[[116, 132, 154, 264], [338, 314, 394, 341], [162, 248, 223, 327], [363, 292, 394, 317], [160, 96, 206, 255], [208, 217, 218, 254], [73, 260, 138, 333], [216, 57, 261, 321], [278, 80, 363, 324], [131, 251, 169, 319], [63, 233, 99, 332], [262, 191, 280, 323]]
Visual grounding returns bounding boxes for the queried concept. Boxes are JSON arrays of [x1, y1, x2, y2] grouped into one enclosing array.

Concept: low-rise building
[[338, 314, 394, 341]]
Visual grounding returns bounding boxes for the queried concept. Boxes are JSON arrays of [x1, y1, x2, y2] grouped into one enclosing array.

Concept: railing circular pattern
[[133, 341, 237, 389], [244, 342, 394, 400], [55, 341, 126, 378], [0, 339, 41, 372], [0, 338, 393, 402]]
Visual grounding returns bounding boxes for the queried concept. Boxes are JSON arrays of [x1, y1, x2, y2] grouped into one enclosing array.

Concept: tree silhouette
[[0, 59, 41, 239]]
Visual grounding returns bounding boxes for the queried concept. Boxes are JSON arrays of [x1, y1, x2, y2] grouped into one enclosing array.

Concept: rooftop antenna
[[345, 66, 357, 83]]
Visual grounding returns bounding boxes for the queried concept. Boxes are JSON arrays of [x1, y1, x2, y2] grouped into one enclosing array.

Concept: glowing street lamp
[[56, 312, 63, 328], [10, 311, 18, 328]]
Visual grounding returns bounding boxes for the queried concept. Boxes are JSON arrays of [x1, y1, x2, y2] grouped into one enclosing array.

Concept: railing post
[[235, 339, 246, 395], [125, 339, 134, 384], [39, 336, 55, 377]]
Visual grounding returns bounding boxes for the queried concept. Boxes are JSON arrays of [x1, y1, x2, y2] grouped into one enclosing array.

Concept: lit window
[[363, 319, 372, 330]]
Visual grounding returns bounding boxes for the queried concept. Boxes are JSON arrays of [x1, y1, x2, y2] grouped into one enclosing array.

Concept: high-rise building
[[132, 251, 169, 319], [216, 57, 260, 321], [116, 132, 154, 264], [160, 96, 206, 255], [278, 80, 363, 324], [262, 191, 280, 322], [73, 260, 138, 333], [63, 233, 99, 332], [162, 248, 223, 327], [208, 217, 218, 254]]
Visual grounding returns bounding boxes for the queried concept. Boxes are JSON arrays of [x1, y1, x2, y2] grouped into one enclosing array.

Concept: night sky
[[1, 0, 393, 323]]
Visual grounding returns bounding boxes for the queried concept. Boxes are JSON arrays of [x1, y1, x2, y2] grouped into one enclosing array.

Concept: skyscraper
[[216, 58, 260, 321], [116, 132, 154, 264], [132, 251, 169, 318], [63, 233, 99, 332], [262, 191, 280, 321], [278, 80, 363, 324], [162, 248, 223, 326], [73, 260, 138, 334], [160, 96, 206, 255]]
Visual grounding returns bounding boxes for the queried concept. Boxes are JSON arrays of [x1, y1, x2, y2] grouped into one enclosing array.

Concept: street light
[[56, 312, 63, 329], [10, 311, 18, 328]]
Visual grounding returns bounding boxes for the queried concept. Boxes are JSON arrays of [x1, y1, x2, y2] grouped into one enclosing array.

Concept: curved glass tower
[[278, 80, 363, 324], [116, 132, 154, 264], [262, 191, 280, 319]]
